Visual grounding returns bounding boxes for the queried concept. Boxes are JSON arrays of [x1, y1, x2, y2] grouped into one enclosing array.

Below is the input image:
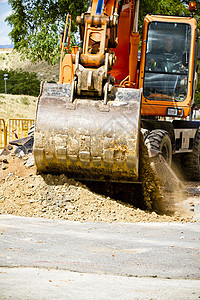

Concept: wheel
[[182, 129, 200, 181], [145, 129, 172, 165], [28, 123, 35, 136]]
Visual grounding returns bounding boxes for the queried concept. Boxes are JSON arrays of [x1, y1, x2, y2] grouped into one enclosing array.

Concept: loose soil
[[0, 148, 199, 223]]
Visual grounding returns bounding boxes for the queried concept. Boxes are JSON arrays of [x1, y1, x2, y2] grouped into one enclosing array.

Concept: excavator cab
[[140, 15, 198, 118]]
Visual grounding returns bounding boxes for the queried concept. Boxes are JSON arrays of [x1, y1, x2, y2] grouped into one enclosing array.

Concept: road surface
[[0, 215, 200, 299]]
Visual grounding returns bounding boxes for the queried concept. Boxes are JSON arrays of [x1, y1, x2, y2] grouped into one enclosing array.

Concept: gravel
[[0, 151, 197, 223]]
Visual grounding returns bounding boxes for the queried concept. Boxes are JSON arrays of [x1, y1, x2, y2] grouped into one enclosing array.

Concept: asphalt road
[[0, 215, 200, 299]]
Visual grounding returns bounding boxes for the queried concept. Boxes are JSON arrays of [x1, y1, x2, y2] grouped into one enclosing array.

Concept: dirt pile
[[0, 147, 197, 223]]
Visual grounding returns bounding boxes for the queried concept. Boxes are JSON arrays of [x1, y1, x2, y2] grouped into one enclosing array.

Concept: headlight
[[166, 107, 183, 117]]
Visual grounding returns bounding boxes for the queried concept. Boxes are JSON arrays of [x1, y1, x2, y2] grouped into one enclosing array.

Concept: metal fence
[[0, 119, 6, 149], [0, 118, 34, 149]]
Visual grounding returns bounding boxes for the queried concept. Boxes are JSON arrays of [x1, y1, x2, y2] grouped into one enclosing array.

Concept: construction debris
[[0, 145, 199, 223]]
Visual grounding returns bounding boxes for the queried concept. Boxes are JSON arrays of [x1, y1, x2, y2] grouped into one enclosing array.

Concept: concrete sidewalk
[[0, 215, 200, 299], [1, 267, 200, 300]]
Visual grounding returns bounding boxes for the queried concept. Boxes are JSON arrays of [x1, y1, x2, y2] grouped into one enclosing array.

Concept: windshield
[[143, 22, 191, 101]]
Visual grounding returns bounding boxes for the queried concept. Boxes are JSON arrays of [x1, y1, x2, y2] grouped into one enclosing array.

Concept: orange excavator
[[34, 0, 199, 183]]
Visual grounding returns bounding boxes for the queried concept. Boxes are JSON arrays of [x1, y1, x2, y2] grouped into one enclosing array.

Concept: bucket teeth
[[34, 83, 141, 182]]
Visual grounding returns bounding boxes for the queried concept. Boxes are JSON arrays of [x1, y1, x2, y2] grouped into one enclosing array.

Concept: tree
[[139, 0, 187, 30], [6, 0, 87, 64], [0, 69, 40, 96], [6, 0, 190, 64]]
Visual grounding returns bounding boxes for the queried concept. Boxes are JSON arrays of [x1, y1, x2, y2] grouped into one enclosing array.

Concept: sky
[[0, 0, 12, 45]]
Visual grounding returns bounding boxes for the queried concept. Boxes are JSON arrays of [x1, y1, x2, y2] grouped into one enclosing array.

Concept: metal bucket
[[34, 83, 141, 182]]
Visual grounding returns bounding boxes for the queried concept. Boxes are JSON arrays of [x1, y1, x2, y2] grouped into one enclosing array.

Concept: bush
[[20, 96, 30, 105], [0, 69, 40, 96]]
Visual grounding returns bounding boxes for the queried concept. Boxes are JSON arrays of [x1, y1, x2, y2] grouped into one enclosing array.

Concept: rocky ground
[[0, 146, 199, 223]]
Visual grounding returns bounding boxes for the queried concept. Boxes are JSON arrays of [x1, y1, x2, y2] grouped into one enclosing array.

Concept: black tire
[[145, 129, 172, 165], [28, 123, 35, 136], [182, 129, 200, 181]]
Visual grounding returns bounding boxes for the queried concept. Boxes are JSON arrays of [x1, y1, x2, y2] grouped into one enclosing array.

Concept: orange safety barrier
[[0, 119, 6, 149]]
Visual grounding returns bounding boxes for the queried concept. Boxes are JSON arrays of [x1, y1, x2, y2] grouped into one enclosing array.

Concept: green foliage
[[20, 96, 30, 105], [0, 70, 40, 97], [139, 0, 187, 32], [6, 0, 87, 64]]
